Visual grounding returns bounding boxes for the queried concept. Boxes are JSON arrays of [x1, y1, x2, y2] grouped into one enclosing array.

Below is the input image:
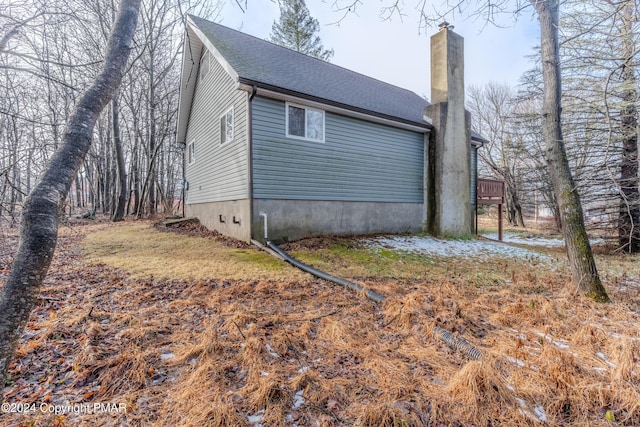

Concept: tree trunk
[[618, 0, 640, 253], [532, 0, 609, 302], [111, 95, 127, 222], [75, 173, 82, 210], [132, 137, 140, 215], [0, 0, 141, 387], [148, 94, 157, 215]]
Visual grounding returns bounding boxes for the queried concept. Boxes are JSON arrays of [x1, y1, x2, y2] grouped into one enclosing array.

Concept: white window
[[200, 51, 209, 82], [220, 107, 234, 145], [286, 103, 324, 142], [187, 141, 195, 164]]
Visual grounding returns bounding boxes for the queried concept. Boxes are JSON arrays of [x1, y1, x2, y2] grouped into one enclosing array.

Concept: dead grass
[[83, 222, 307, 281], [3, 220, 640, 426]]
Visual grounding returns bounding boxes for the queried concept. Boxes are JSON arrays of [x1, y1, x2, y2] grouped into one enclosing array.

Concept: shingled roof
[[178, 16, 487, 144], [187, 15, 431, 128]]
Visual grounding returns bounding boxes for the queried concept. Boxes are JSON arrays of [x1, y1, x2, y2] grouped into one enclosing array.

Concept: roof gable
[[188, 15, 431, 128]]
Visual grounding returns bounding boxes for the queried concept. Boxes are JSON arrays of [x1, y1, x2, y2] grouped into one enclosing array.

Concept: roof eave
[[239, 78, 433, 133]]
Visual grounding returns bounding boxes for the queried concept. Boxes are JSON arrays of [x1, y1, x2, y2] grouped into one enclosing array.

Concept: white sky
[[217, 1, 541, 100]]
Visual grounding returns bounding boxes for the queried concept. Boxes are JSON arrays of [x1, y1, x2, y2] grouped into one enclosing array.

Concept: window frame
[[220, 107, 234, 146], [285, 102, 325, 143], [187, 141, 195, 165]]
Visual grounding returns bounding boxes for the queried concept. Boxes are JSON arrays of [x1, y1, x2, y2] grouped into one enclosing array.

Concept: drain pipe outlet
[[259, 212, 268, 241]]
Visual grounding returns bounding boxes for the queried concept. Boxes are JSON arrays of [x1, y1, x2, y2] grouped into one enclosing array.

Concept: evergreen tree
[[269, 0, 333, 61]]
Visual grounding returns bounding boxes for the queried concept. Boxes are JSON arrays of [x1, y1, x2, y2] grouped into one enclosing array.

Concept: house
[[176, 16, 486, 243]]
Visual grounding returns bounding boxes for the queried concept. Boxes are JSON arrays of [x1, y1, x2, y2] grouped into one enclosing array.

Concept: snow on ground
[[481, 232, 605, 248], [365, 235, 554, 262], [480, 232, 565, 247]]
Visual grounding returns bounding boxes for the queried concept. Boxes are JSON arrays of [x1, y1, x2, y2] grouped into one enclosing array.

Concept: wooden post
[[498, 202, 503, 241]]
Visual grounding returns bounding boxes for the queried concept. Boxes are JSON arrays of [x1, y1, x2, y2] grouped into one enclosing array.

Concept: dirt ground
[[0, 220, 639, 426]]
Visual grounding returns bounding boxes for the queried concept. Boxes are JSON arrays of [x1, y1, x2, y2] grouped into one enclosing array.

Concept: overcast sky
[[216, 1, 541, 100]]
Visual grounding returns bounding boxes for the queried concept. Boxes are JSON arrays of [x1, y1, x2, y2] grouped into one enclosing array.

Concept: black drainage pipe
[[265, 240, 385, 304], [260, 240, 482, 360]]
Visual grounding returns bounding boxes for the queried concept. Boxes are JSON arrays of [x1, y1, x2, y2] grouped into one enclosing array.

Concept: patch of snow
[[482, 232, 605, 248], [535, 332, 570, 349], [597, 352, 616, 368], [260, 371, 269, 376], [506, 356, 526, 368], [248, 410, 264, 426], [517, 401, 548, 423], [265, 344, 280, 358], [482, 233, 565, 248], [298, 366, 309, 373], [534, 405, 547, 422], [293, 390, 305, 409], [160, 352, 174, 360], [366, 235, 552, 263]]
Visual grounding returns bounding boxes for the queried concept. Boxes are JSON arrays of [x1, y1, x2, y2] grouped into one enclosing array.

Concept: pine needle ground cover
[[0, 220, 638, 426]]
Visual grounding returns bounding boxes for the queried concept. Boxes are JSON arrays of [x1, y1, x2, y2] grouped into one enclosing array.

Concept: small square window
[[286, 103, 324, 142], [187, 141, 195, 164], [220, 107, 234, 145]]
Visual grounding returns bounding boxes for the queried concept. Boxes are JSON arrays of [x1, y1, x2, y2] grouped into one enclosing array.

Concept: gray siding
[[252, 96, 425, 202], [184, 50, 248, 204]]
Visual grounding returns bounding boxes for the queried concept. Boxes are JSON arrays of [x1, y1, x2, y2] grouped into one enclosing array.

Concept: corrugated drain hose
[[260, 240, 482, 360]]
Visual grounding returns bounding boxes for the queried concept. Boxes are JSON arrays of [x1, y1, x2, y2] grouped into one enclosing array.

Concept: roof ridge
[[188, 15, 422, 98]]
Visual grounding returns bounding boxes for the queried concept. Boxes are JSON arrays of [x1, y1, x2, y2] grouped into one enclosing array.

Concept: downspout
[[182, 146, 186, 218], [248, 85, 257, 241]]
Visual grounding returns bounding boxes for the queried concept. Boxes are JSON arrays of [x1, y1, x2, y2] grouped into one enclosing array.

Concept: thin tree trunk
[[147, 47, 157, 216], [532, 0, 609, 302], [75, 173, 82, 210], [618, 0, 640, 253], [132, 136, 140, 215], [111, 95, 127, 222], [0, 0, 141, 387]]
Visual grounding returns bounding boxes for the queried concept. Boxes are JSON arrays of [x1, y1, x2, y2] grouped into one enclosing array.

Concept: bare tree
[[530, 0, 608, 301], [0, 0, 141, 387], [111, 93, 127, 221], [615, 0, 639, 252], [469, 83, 527, 226]]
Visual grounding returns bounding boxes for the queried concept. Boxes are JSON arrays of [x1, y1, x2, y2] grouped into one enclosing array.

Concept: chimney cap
[[438, 21, 454, 31]]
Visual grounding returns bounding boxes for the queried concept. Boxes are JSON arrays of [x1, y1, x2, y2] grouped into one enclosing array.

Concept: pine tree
[[269, 0, 334, 61]]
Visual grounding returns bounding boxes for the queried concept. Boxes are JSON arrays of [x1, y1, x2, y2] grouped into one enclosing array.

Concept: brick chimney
[[426, 23, 472, 236]]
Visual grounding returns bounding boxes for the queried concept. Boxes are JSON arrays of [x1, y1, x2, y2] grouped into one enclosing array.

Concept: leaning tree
[[0, 0, 142, 387]]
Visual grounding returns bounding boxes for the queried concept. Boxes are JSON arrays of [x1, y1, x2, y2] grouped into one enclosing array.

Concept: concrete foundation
[[252, 199, 424, 242], [186, 199, 251, 242]]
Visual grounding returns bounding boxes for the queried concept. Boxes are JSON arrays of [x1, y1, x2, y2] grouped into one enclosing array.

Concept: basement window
[[220, 107, 234, 145], [188, 141, 195, 164], [286, 103, 324, 142]]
